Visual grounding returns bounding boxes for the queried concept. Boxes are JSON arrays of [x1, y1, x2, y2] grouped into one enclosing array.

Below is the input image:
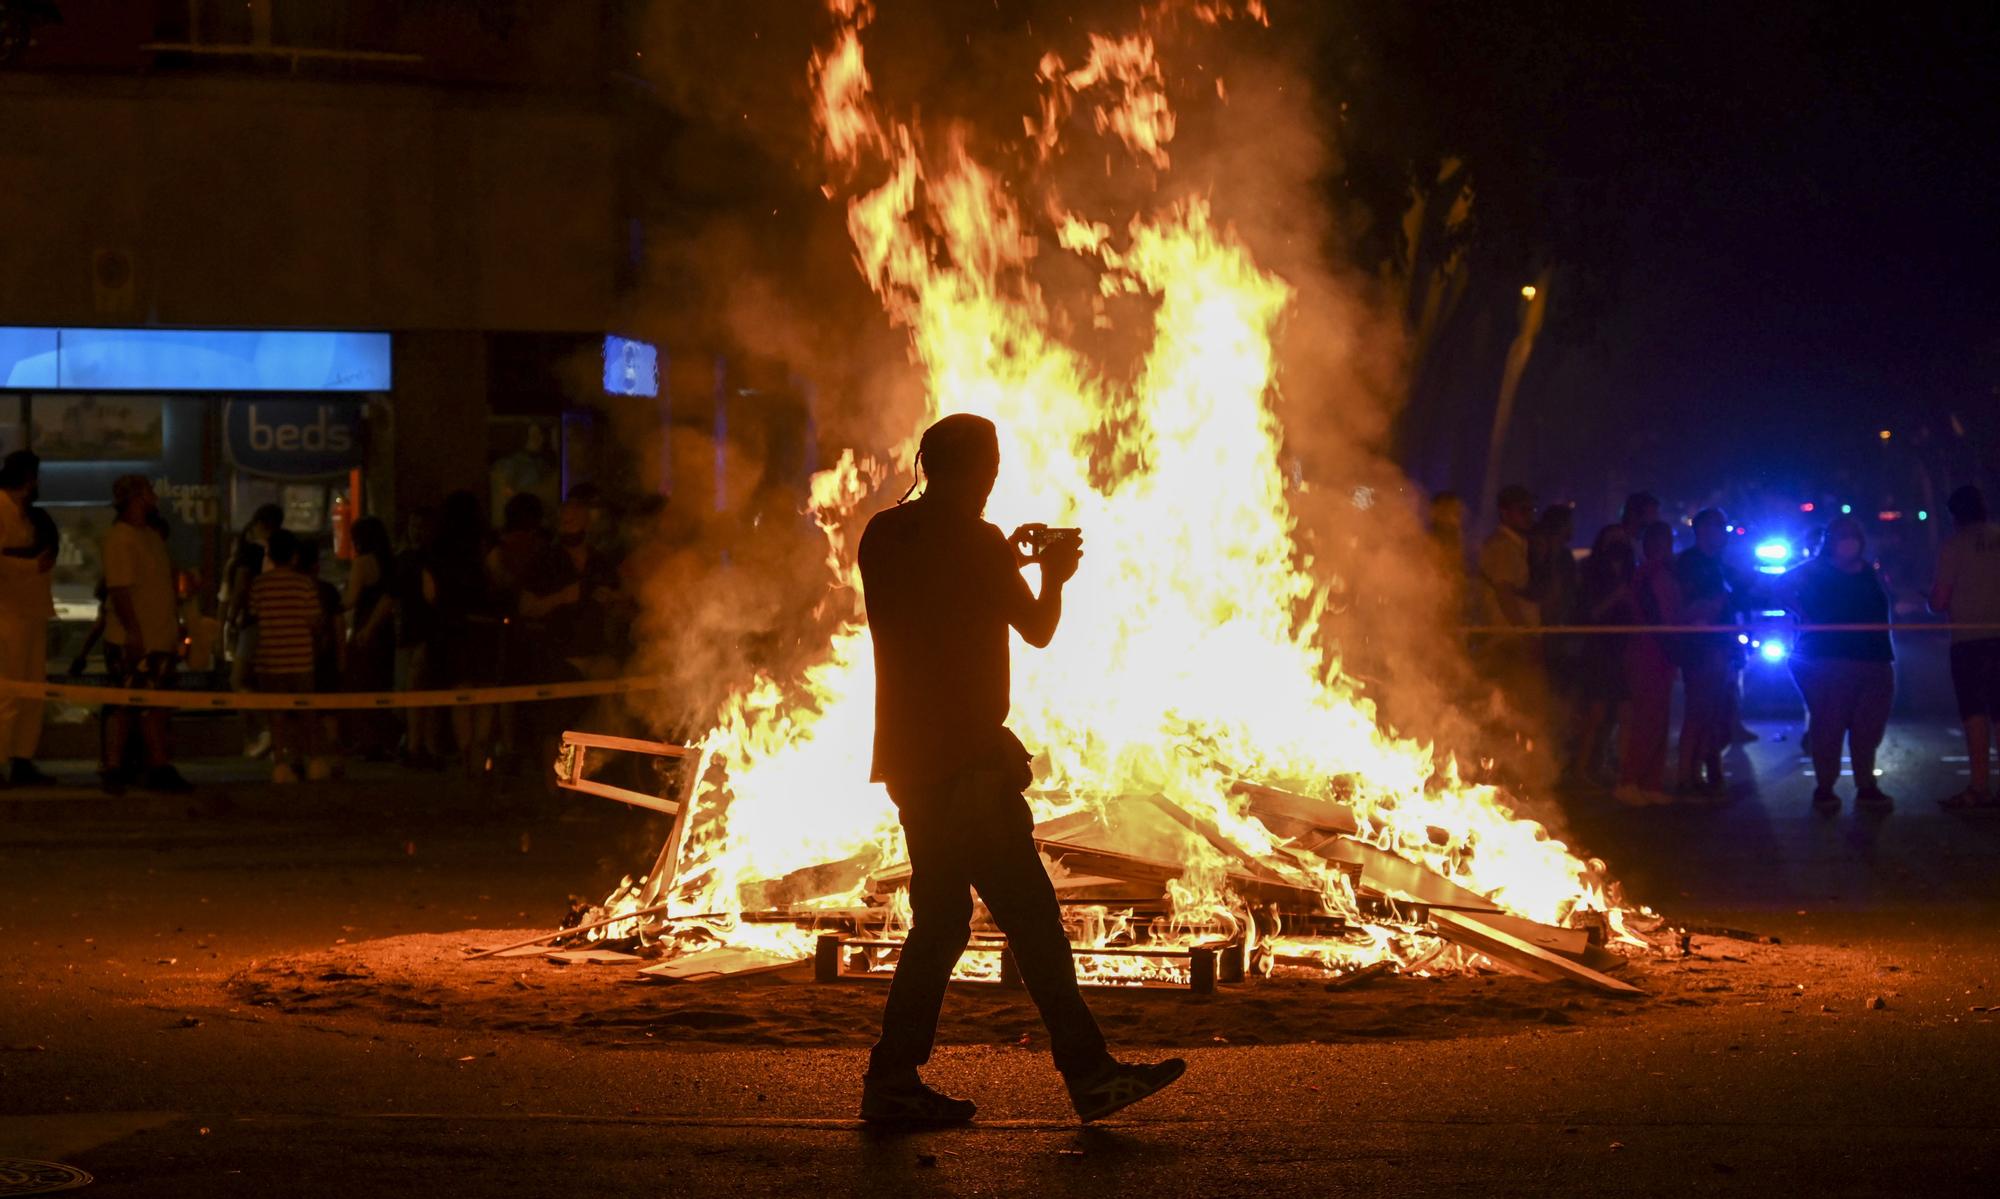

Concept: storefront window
[[23, 393, 373, 638], [2, 328, 389, 677], [224, 397, 368, 534], [31, 394, 207, 623]]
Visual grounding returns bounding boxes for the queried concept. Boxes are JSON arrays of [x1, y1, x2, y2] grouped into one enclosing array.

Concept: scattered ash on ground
[[219, 929, 1876, 1051]]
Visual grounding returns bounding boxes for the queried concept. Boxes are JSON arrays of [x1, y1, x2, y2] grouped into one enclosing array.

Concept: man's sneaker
[[859, 1074, 976, 1126], [1856, 787, 1895, 813], [10, 759, 54, 786], [1811, 787, 1841, 812], [143, 766, 195, 795], [98, 768, 131, 797], [1065, 1058, 1186, 1123], [271, 763, 300, 785]]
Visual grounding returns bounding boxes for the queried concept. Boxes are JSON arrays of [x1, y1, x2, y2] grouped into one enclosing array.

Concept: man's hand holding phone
[[1010, 524, 1084, 585]]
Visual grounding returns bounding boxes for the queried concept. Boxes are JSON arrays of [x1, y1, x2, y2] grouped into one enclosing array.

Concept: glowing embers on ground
[[584, 0, 1638, 992]]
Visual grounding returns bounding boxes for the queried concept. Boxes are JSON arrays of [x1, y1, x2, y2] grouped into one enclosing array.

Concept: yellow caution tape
[[1462, 622, 2000, 635], [0, 675, 663, 710]]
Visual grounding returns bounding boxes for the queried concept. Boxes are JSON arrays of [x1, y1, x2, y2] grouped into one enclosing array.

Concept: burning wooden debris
[[474, 2, 1675, 1008], [468, 731, 1651, 999]]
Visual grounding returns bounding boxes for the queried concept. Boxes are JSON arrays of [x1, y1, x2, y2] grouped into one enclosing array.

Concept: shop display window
[[31, 394, 165, 460]]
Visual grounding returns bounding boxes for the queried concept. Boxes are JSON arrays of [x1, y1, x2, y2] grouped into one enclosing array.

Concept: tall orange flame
[[623, 0, 1617, 972]]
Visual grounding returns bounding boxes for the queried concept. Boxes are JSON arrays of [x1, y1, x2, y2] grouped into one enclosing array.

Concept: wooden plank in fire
[[1233, 781, 1359, 837], [864, 809, 1112, 895], [738, 852, 878, 911], [635, 761, 699, 919], [1139, 793, 1329, 898], [638, 946, 801, 982], [1033, 839, 1185, 887], [1301, 833, 1504, 914], [1049, 874, 1169, 903], [1041, 837, 1327, 910], [545, 948, 644, 966], [1236, 782, 1453, 850], [1472, 911, 1591, 960], [864, 858, 1168, 906], [1429, 909, 1642, 995], [1031, 808, 1105, 843], [870, 825, 1325, 911]]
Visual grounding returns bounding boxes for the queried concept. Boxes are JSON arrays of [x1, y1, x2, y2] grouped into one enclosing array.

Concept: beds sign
[[225, 400, 366, 478]]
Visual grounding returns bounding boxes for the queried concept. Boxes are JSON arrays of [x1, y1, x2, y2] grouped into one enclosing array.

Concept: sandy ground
[[222, 927, 1826, 1052]]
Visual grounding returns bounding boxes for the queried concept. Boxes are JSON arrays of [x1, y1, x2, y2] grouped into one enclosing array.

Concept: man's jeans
[[867, 765, 1111, 1081]]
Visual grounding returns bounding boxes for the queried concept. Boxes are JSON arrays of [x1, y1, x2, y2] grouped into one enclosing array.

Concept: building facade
[[0, 0, 658, 635]]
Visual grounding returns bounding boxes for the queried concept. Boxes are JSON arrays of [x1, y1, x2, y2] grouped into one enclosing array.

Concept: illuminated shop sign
[[0, 327, 391, 391], [602, 334, 659, 397], [225, 400, 367, 479]]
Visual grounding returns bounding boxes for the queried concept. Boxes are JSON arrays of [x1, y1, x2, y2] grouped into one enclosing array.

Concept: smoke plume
[[621, 0, 1558, 811]]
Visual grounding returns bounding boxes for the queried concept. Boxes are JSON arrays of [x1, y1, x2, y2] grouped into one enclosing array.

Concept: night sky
[[1360, 1, 2000, 511], [644, 1, 1998, 517], [1599, 4, 1996, 476]]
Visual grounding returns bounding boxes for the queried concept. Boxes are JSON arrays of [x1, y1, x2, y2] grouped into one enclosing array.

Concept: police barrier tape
[[1462, 623, 2000, 635], [3, 623, 1995, 708], [0, 674, 664, 711]]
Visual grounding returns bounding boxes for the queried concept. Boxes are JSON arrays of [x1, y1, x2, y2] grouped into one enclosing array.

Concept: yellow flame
[[632, 0, 1616, 974]]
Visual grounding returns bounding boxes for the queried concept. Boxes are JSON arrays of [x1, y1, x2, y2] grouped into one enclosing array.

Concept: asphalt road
[[6, 651, 2000, 1197]]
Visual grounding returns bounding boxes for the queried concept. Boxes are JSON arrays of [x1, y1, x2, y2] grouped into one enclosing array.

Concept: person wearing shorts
[[1933, 485, 2000, 807], [248, 529, 324, 784]]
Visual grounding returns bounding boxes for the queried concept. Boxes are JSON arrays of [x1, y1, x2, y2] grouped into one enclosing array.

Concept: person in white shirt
[[100, 475, 192, 796], [1478, 484, 1542, 630], [0, 451, 56, 785], [1475, 484, 1544, 677]]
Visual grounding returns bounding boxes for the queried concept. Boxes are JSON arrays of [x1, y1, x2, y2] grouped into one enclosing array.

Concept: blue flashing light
[[1759, 640, 1789, 663], [1918, 510, 1930, 521], [1754, 538, 1791, 563], [1737, 633, 1751, 645], [602, 335, 659, 397], [1840, 504, 1853, 515]]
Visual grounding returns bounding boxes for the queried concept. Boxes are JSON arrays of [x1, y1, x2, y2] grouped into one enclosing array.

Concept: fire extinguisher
[[331, 491, 354, 561]]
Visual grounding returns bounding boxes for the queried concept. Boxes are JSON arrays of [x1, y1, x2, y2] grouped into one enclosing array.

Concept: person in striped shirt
[[248, 529, 324, 783]]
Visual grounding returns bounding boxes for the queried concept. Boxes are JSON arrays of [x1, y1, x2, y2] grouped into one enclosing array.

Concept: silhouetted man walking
[[857, 412, 1184, 1125]]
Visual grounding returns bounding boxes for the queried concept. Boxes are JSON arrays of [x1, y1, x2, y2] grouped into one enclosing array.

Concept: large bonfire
[[599, 0, 1626, 982]]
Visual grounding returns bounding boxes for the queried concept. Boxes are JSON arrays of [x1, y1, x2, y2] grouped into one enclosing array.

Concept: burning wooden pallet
[[812, 932, 1245, 995], [522, 730, 1642, 997]]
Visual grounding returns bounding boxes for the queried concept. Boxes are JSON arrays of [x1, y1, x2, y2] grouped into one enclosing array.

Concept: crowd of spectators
[[1440, 482, 2000, 814], [0, 459, 657, 794], [1, 448, 1993, 816]]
